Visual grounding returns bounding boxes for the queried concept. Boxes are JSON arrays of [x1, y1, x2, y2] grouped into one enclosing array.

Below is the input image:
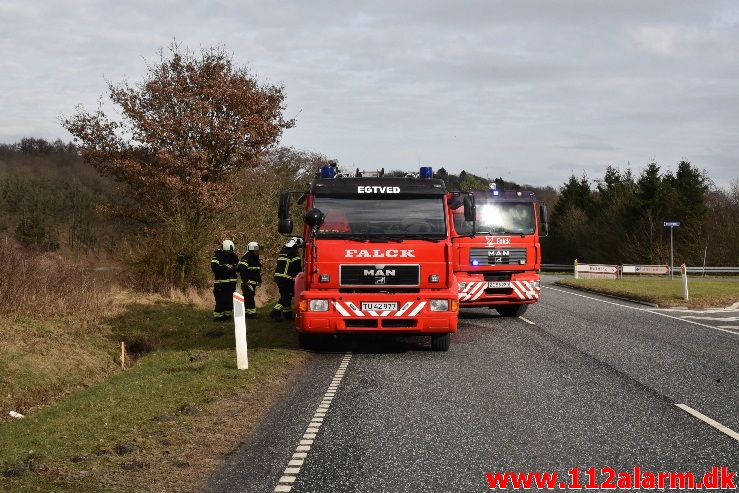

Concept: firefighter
[[211, 239, 239, 322], [238, 241, 262, 319], [270, 237, 303, 321]]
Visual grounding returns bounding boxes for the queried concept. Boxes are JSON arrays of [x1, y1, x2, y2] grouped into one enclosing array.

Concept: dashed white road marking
[[544, 286, 739, 336], [676, 404, 739, 442], [717, 326, 739, 332], [274, 353, 352, 492], [519, 317, 536, 325], [532, 287, 739, 443]]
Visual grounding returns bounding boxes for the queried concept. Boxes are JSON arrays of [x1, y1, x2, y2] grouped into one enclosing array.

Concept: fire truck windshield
[[454, 201, 535, 235], [314, 197, 446, 238]]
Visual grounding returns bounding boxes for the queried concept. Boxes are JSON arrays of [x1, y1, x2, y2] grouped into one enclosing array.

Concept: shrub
[[0, 235, 110, 319]]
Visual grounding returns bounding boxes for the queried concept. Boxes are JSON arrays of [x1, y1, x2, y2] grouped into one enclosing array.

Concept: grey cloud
[[1, 0, 738, 190]]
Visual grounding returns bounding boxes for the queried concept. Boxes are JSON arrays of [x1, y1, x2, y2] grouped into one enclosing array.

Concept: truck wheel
[[496, 304, 529, 317], [430, 333, 451, 352], [298, 333, 321, 351]]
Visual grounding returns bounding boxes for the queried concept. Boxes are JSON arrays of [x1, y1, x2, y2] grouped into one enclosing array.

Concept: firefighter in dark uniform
[[211, 239, 239, 322], [238, 241, 262, 319], [270, 237, 303, 321]]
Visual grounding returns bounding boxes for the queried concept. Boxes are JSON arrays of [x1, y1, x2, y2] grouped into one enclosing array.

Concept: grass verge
[[553, 276, 739, 309], [0, 290, 309, 492]]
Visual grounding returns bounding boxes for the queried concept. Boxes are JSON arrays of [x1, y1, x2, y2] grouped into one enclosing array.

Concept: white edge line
[[544, 286, 739, 336], [675, 404, 739, 441], [274, 352, 352, 492]]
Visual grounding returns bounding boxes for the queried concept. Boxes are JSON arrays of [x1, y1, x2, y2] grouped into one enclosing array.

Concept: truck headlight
[[309, 299, 329, 312], [429, 299, 449, 312], [531, 281, 541, 290]]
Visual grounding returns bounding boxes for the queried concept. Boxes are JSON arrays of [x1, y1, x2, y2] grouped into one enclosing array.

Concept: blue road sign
[[664, 221, 681, 227]]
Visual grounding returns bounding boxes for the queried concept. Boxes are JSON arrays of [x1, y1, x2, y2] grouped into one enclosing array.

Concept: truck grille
[[470, 248, 527, 265], [340, 264, 420, 286]]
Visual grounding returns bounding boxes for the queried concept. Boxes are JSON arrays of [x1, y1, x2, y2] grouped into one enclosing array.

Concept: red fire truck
[[277, 165, 470, 351], [448, 187, 548, 316]]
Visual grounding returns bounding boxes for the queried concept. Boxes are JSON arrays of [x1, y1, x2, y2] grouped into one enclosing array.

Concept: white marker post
[[232, 292, 249, 370], [681, 264, 689, 301]]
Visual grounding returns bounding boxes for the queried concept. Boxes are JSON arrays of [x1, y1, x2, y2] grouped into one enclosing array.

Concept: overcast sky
[[2, 1, 738, 189]]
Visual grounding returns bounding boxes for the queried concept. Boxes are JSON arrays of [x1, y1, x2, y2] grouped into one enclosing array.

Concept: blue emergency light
[[320, 165, 336, 178], [420, 167, 433, 178]]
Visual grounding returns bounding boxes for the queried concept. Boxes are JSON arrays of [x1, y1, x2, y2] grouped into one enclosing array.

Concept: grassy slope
[[0, 291, 310, 492], [553, 276, 739, 309]]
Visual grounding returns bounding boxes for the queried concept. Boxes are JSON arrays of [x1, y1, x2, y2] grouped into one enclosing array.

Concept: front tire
[[430, 333, 451, 351], [298, 332, 322, 351], [496, 304, 529, 317]]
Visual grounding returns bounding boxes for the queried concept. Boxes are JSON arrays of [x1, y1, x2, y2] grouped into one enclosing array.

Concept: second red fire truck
[[448, 186, 548, 316]]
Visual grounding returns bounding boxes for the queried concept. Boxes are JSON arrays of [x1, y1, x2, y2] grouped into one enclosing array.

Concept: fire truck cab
[[448, 187, 548, 316], [278, 165, 470, 351]]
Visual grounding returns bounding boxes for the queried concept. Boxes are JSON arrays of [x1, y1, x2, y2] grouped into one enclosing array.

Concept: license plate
[[361, 302, 399, 311], [488, 282, 510, 288]]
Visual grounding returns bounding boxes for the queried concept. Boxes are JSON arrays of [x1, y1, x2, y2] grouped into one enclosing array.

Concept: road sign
[[577, 263, 618, 274], [663, 221, 681, 227], [622, 264, 670, 275]]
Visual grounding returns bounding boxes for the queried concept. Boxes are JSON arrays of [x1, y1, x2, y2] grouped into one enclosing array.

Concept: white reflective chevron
[[331, 300, 426, 317], [458, 281, 540, 301], [512, 281, 539, 300], [334, 302, 352, 316], [366, 310, 392, 317], [345, 302, 364, 316], [408, 302, 426, 316], [459, 282, 487, 301], [394, 301, 415, 316]]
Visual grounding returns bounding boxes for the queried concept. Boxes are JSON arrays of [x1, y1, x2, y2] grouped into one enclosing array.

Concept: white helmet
[[285, 237, 303, 248], [247, 241, 260, 252], [222, 239, 235, 252]]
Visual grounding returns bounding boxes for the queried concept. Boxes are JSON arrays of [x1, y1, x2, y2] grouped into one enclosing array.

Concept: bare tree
[[62, 42, 295, 289]]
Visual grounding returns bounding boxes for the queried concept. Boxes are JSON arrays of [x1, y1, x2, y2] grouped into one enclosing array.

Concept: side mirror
[[278, 193, 291, 220], [278, 219, 293, 235], [463, 195, 475, 222], [540, 204, 549, 236]]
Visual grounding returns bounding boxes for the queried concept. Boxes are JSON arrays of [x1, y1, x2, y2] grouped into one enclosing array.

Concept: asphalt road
[[203, 275, 739, 492]]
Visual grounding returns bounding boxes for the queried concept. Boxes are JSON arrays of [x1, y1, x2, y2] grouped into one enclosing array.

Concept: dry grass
[[0, 236, 111, 320], [0, 237, 120, 415]]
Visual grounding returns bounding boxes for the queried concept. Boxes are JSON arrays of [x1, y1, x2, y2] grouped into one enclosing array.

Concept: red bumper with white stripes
[[457, 274, 540, 307], [295, 293, 458, 334]]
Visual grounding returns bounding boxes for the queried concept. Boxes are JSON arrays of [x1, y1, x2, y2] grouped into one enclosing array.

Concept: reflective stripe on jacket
[[273, 246, 302, 282], [238, 252, 262, 284]]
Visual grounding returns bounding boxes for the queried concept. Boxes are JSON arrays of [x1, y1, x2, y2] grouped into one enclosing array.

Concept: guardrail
[[541, 264, 739, 274]]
